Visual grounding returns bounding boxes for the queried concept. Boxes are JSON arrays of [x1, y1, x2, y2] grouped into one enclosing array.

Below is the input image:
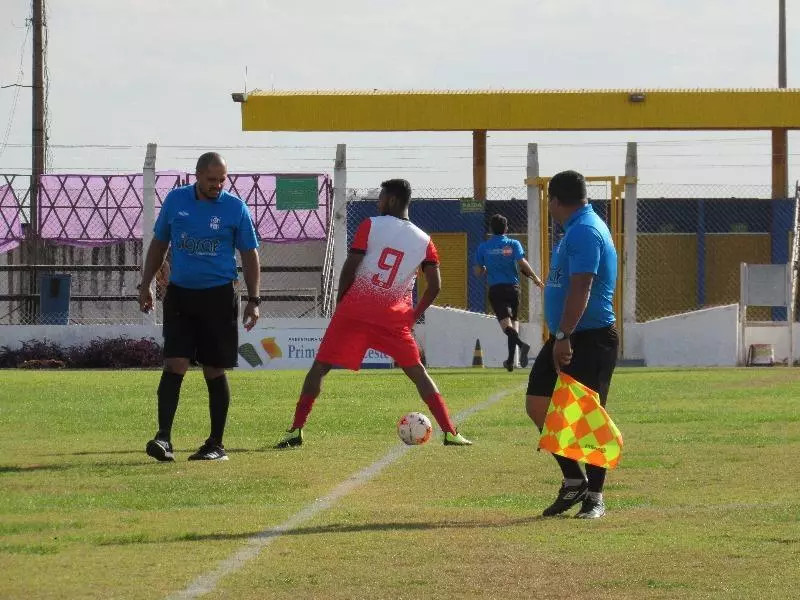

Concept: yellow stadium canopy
[[232, 88, 800, 132]]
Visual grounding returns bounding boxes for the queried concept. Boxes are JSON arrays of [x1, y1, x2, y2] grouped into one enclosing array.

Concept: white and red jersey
[[336, 215, 439, 328]]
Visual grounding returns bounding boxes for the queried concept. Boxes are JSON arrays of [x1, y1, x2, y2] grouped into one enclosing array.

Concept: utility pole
[[772, 0, 788, 199], [25, 0, 45, 323], [31, 0, 45, 235]]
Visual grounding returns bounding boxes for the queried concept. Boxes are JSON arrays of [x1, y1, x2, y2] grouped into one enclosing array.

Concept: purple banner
[[30, 172, 330, 248], [0, 183, 25, 253]]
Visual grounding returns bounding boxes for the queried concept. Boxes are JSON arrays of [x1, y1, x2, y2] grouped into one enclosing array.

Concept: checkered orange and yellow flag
[[537, 373, 623, 469]]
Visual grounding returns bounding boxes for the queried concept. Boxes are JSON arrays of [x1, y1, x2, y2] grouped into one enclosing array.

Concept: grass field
[[1, 367, 799, 600]]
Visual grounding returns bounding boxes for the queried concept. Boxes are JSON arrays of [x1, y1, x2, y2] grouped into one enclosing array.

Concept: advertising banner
[[236, 326, 393, 370]]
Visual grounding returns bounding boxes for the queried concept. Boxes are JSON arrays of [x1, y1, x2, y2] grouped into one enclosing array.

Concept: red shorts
[[316, 313, 421, 371]]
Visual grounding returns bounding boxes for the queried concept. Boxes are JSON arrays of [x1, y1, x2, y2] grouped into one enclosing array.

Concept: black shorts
[[526, 325, 619, 405], [488, 284, 520, 321], [162, 282, 239, 368]]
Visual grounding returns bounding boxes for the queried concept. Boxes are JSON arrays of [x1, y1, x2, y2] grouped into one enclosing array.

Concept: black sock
[[553, 454, 586, 481], [586, 464, 607, 493], [505, 326, 525, 362], [504, 326, 527, 348], [157, 371, 184, 441], [506, 333, 516, 362], [206, 374, 230, 445]]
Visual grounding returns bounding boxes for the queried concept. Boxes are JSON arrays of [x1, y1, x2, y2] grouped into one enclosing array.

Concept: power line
[[0, 136, 781, 151], [0, 18, 32, 160]]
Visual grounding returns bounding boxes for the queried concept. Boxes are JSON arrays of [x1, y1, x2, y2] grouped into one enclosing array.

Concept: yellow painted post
[[611, 178, 625, 351], [529, 174, 625, 345], [538, 177, 551, 343]]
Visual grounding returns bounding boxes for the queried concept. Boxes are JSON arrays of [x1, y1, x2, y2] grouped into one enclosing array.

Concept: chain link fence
[[2, 175, 795, 327], [344, 183, 794, 328], [0, 172, 333, 324], [636, 184, 793, 322], [347, 187, 540, 321]]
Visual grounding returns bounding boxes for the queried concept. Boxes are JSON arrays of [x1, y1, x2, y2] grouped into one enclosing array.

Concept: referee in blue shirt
[[138, 152, 261, 462], [526, 170, 619, 519], [475, 214, 544, 371]]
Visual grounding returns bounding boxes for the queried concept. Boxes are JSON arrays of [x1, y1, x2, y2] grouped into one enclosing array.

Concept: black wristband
[[245, 296, 261, 306]]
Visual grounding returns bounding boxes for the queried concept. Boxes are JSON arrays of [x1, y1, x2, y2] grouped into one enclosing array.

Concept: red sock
[[291, 394, 317, 429], [423, 393, 457, 435]]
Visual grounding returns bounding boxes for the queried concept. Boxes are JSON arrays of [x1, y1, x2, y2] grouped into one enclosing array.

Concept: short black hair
[[548, 170, 586, 207], [490, 214, 508, 235], [196, 152, 226, 173], [380, 179, 412, 207]]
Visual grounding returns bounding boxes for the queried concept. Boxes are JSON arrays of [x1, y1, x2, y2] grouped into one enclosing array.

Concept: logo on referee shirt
[[209, 216, 221, 230], [178, 232, 221, 256], [502, 246, 513, 256]]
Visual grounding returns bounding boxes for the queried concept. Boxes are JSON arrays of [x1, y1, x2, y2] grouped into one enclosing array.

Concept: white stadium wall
[[744, 322, 800, 365], [640, 304, 740, 367], [0, 324, 163, 351], [621, 323, 644, 361], [0, 318, 395, 371], [1, 307, 798, 369], [423, 306, 540, 368]]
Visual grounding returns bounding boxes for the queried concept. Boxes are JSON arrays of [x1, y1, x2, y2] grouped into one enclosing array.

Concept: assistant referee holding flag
[[139, 152, 261, 462], [526, 170, 619, 519]]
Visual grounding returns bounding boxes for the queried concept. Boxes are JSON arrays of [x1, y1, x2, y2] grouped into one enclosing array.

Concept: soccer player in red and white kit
[[276, 179, 473, 448]]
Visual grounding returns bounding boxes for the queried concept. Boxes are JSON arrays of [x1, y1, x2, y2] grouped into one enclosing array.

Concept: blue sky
[[0, 0, 798, 195]]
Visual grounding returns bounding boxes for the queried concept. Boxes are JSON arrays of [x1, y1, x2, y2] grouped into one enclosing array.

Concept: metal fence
[[346, 184, 610, 323], [345, 184, 797, 326], [0, 173, 333, 324], [2, 176, 796, 327], [346, 187, 534, 319], [635, 192, 794, 322]]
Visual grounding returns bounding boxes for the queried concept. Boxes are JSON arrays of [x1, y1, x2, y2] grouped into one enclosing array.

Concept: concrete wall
[[0, 324, 163, 350], [0, 318, 332, 352], [424, 305, 540, 368], [2, 309, 797, 369], [744, 322, 799, 365], [0, 318, 407, 371], [622, 323, 644, 362], [0, 239, 326, 323], [1, 241, 145, 324], [640, 304, 740, 367]]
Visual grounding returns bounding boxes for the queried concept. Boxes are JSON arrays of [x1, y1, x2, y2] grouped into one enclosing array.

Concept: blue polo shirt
[[153, 184, 259, 289], [544, 204, 617, 333], [475, 235, 525, 287]]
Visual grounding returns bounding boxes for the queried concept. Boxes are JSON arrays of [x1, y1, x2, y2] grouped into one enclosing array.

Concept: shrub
[[18, 359, 67, 369], [0, 339, 68, 368], [68, 337, 163, 368], [0, 337, 163, 369]]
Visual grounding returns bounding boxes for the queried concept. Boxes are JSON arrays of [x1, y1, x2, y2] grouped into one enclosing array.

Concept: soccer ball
[[397, 412, 433, 445]]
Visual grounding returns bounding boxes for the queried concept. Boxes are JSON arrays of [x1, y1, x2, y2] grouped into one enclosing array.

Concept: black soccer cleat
[[503, 359, 514, 372], [274, 428, 303, 449], [146, 437, 175, 462], [575, 495, 606, 519], [542, 480, 589, 516], [519, 343, 531, 368], [188, 438, 229, 461]]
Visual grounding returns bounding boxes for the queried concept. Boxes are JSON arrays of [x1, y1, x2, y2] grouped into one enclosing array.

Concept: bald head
[[196, 152, 226, 174], [194, 152, 228, 200]]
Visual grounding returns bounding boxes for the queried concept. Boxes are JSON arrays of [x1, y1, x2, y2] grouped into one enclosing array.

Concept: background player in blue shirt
[[138, 152, 261, 462], [474, 214, 544, 371], [525, 170, 619, 519]]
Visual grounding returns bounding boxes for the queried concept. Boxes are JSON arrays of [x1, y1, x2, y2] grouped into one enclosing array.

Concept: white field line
[[167, 385, 522, 600]]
